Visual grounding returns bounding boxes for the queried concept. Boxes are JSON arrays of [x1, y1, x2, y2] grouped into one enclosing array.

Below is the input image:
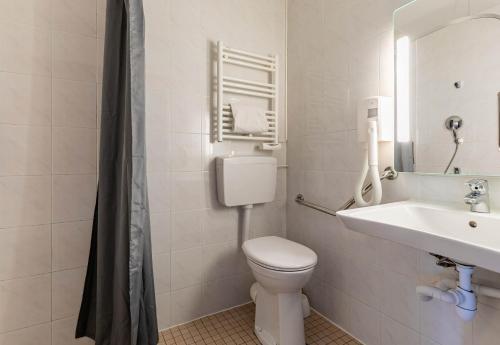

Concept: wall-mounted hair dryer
[[354, 97, 394, 207]]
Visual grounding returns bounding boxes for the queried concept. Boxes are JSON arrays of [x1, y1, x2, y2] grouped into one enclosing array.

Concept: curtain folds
[[76, 1, 158, 344]]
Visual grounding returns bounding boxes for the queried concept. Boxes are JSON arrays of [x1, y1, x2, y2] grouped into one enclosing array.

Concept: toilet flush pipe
[[241, 205, 253, 242], [354, 120, 382, 207]]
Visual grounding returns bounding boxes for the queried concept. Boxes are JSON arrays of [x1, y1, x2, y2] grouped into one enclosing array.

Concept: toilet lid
[[242, 236, 317, 272]]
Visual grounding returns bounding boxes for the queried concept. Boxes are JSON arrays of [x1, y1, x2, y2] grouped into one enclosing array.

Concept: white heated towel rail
[[216, 41, 280, 150]]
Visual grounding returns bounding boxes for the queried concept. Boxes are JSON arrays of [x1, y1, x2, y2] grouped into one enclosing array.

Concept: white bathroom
[[1, 0, 500, 344]]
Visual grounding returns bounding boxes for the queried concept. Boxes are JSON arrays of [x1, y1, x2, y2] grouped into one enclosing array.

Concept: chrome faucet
[[464, 179, 490, 213]]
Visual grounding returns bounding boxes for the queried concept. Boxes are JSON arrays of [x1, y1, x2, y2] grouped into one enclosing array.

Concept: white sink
[[337, 201, 500, 273]]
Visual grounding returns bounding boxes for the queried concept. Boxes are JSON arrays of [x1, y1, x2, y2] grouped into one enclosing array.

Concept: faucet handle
[[465, 179, 488, 194]]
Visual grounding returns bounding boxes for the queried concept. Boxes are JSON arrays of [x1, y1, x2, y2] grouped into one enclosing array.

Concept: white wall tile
[[473, 303, 500, 345], [53, 31, 97, 82], [0, 176, 51, 228], [53, 127, 97, 174], [0, 322, 51, 345], [171, 95, 202, 134], [172, 172, 204, 211], [349, 299, 381, 345], [150, 212, 171, 254], [147, 130, 170, 174], [52, 79, 97, 128], [170, 285, 203, 325], [148, 172, 171, 215], [52, 221, 92, 271], [202, 274, 252, 316], [325, 287, 351, 331], [0, 274, 51, 332], [172, 210, 202, 250], [52, 316, 93, 345], [0, 0, 51, 28], [52, 267, 86, 320], [171, 247, 203, 290], [96, 8, 105, 39], [0, 125, 51, 176], [202, 242, 241, 283], [378, 239, 419, 277], [380, 315, 419, 345], [0, 225, 51, 280], [322, 245, 348, 291], [0, 22, 51, 75], [420, 337, 440, 345], [346, 259, 383, 310], [171, 133, 202, 172], [153, 252, 171, 294], [202, 208, 238, 245], [420, 299, 472, 345], [0, 73, 51, 126], [52, 174, 96, 222], [96, 38, 104, 83], [348, 231, 381, 265], [143, 0, 168, 35], [380, 270, 419, 331], [156, 292, 171, 330], [51, 0, 97, 36]]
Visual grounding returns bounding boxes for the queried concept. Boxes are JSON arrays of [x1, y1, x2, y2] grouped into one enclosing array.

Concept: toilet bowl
[[215, 156, 316, 345], [243, 236, 317, 345]]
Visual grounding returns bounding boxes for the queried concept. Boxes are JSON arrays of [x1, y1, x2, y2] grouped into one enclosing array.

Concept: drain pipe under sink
[[437, 278, 500, 300], [417, 264, 477, 321]]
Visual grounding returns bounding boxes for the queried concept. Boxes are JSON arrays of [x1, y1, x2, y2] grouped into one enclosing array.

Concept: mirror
[[394, 0, 500, 175]]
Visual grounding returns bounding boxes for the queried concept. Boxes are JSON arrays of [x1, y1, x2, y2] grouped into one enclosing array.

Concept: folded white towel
[[230, 103, 269, 134]]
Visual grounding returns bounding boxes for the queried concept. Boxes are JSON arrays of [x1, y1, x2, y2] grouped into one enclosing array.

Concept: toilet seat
[[242, 236, 317, 272]]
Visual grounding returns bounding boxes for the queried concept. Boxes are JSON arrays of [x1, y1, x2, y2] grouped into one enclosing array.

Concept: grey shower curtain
[[76, 1, 158, 344]]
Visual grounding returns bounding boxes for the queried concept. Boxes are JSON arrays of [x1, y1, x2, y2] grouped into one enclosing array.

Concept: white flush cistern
[[215, 155, 277, 241]]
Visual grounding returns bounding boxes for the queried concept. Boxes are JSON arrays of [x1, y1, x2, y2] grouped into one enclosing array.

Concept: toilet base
[[250, 282, 311, 318], [254, 283, 306, 345]]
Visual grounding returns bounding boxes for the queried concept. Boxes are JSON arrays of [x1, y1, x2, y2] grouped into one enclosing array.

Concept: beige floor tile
[[161, 303, 361, 345]]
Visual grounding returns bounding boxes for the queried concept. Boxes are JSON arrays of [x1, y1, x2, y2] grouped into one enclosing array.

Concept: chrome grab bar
[[295, 194, 337, 216], [295, 167, 398, 216]]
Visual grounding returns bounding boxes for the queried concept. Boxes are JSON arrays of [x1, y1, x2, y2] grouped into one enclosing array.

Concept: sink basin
[[337, 201, 500, 273]]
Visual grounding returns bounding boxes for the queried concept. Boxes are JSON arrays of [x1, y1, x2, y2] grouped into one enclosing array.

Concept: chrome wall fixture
[[295, 167, 398, 216], [443, 115, 464, 174], [464, 179, 490, 213]]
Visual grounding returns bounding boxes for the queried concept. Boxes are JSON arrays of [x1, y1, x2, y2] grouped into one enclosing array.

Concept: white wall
[[287, 1, 500, 345], [0, 0, 286, 343], [143, 0, 287, 330], [414, 6, 500, 174], [0, 0, 103, 344]]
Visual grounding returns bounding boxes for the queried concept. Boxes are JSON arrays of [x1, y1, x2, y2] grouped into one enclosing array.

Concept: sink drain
[[469, 220, 478, 229]]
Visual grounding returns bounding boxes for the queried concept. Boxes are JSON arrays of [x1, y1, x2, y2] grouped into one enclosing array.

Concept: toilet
[[216, 155, 317, 345]]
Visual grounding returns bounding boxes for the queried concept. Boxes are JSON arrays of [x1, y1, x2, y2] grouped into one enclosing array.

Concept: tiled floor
[[159, 303, 361, 345]]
